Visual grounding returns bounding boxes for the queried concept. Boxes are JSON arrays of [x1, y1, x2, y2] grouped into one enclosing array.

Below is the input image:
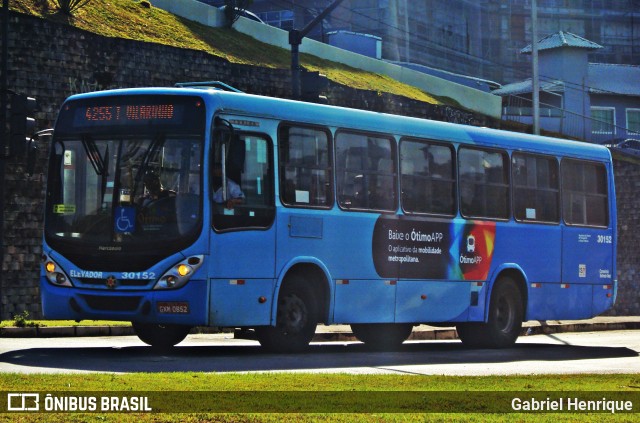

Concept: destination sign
[[56, 95, 205, 134]]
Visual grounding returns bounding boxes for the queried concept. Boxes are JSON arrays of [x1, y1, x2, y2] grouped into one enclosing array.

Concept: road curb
[[1, 319, 639, 340], [0, 325, 135, 338]]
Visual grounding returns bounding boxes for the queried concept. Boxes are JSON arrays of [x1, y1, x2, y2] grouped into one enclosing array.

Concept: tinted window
[[212, 134, 275, 231], [279, 125, 333, 208], [336, 131, 396, 211], [562, 159, 608, 227], [400, 139, 455, 215], [459, 147, 509, 219], [512, 153, 559, 223]]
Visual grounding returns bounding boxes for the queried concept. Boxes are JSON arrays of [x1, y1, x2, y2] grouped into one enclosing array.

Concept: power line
[[267, 0, 630, 97]]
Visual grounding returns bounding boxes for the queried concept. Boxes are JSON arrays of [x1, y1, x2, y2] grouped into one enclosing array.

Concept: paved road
[[0, 330, 638, 375]]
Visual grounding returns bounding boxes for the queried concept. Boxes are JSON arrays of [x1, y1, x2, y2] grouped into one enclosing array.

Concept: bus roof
[[65, 87, 612, 162]]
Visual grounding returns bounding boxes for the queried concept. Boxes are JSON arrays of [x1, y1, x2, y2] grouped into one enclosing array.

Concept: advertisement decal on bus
[[372, 216, 496, 280]]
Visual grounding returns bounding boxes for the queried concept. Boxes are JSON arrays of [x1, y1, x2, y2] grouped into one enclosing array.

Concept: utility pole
[[531, 0, 540, 135], [289, 0, 344, 100]]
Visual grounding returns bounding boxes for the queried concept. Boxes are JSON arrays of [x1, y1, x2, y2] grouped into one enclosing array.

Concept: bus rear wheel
[[456, 277, 523, 348], [351, 323, 413, 350], [132, 322, 191, 349], [255, 281, 318, 353]]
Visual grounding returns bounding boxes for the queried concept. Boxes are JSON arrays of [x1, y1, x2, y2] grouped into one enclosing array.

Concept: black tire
[[132, 322, 191, 349], [351, 323, 413, 351], [456, 277, 524, 348], [255, 280, 318, 353]]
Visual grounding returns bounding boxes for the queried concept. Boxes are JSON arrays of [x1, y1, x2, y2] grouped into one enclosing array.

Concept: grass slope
[[11, 0, 440, 104]]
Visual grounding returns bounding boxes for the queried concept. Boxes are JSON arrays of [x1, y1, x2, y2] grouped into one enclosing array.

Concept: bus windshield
[[44, 95, 205, 269], [46, 135, 202, 244]]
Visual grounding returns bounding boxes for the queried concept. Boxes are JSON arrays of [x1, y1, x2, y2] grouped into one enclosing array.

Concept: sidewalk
[[312, 316, 640, 342], [1, 316, 639, 340]]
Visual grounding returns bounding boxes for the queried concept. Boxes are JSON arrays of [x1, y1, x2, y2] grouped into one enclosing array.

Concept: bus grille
[[80, 295, 142, 312], [77, 278, 150, 287]]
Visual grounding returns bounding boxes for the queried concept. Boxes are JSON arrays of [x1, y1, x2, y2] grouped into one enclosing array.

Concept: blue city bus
[[41, 85, 617, 350]]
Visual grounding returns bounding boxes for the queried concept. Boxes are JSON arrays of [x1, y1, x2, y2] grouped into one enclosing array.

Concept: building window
[[258, 10, 294, 31], [627, 109, 640, 135], [591, 107, 616, 135]]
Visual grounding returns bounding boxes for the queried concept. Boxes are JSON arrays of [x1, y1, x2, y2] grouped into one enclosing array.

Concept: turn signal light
[[153, 255, 204, 290], [177, 264, 191, 277]]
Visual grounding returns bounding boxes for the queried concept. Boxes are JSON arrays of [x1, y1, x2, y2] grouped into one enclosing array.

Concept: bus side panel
[[526, 283, 593, 320], [210, 228, 277, 279], [592, 282, 616, 316], [277, 211, 387, 323], [333, 279, 396, 323], [209, 279, 274, 326], [395, 281, 471, 322], [562, 226, 615, 286], [495, 223, 562, 284]]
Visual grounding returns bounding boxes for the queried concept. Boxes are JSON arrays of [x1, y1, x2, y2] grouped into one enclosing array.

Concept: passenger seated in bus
[[212, 164, 245, 209], [139, 172, 174, 207]]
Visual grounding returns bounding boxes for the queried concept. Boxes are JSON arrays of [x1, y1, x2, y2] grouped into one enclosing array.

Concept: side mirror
[[27, 129, 54, 177]]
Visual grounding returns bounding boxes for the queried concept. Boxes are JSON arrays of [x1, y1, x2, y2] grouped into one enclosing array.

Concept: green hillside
[[11, 0, 441, 104]]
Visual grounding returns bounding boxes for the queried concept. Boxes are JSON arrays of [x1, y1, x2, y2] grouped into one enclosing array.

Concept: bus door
[[560, 159, 614, 318], [208, 129, 277, 327]]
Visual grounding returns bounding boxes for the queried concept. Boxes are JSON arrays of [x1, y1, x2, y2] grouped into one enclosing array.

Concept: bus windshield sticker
[[295, 190, 310, 203], [114, 206, 136, 233], [257, 141, 267, 164], [372, 216, 496, 281], [53, 204, 76, 214]]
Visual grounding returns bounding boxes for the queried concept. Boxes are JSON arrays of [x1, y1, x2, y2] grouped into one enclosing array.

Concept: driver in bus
[[212, 164, 245, 209], [139, 172, 174, 207]]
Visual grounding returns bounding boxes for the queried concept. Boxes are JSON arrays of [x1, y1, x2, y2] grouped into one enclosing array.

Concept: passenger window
[[459, 147, 509, 219], [562, 159, 608, 227], [279, 125, 333, 208], [400, 139, 455, 215], [336, 131, 396, 211], [212, 134, 275, 231], [512, 153, 559, 223]]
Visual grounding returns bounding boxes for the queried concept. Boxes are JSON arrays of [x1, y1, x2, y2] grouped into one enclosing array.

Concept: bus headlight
[[42, 254, 72, 287], [154, 255, 204, 290]]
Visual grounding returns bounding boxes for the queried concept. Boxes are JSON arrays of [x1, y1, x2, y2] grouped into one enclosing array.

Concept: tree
[[223, 0, 254, 28], [54, 0, 92, 16]]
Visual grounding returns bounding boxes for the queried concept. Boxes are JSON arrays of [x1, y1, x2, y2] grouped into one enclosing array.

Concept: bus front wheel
[[132, 322, 191, 349], [255, 281, 318, 353], [351, 323, 413, 350], [456, 277, 523, 348]]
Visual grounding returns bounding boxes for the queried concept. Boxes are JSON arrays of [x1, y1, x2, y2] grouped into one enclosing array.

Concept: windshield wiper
[[81, 136, 107, 176], [81, 136, 110, 204]]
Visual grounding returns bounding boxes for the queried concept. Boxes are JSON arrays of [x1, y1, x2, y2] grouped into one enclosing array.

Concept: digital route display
[[56, 95, 205, 134]]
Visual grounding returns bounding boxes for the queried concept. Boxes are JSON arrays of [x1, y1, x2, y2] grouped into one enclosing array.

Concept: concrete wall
[[152, 0, 502, 119], [610, 154, 640, 316]]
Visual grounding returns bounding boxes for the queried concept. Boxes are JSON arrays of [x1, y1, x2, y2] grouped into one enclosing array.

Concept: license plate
[[157, 302, 190, 314]]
